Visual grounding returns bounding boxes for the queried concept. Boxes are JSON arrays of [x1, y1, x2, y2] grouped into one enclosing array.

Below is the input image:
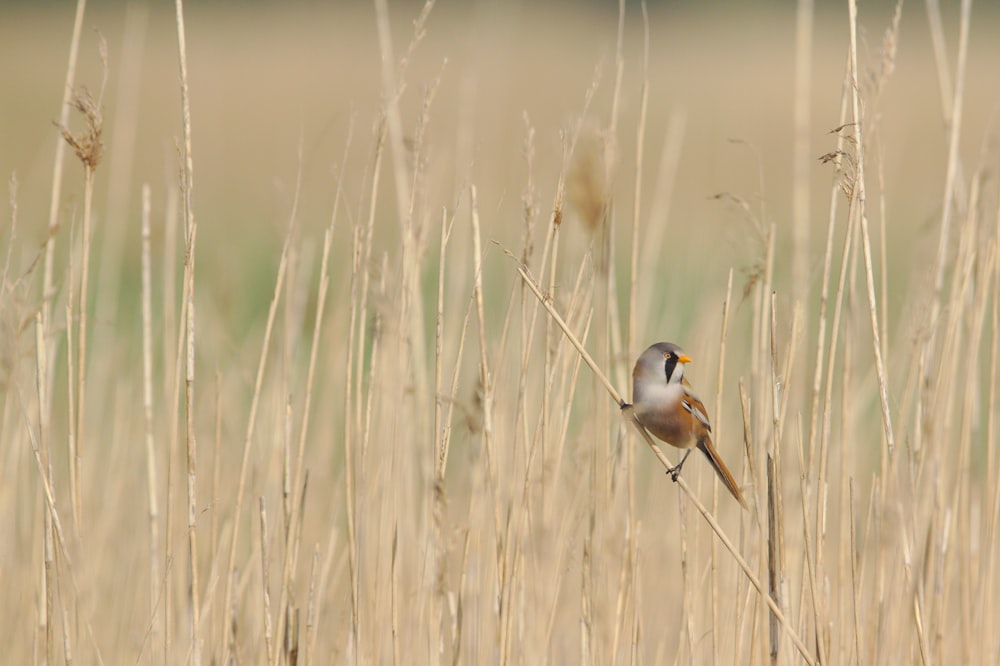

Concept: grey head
[[632, 342, 691, 403]]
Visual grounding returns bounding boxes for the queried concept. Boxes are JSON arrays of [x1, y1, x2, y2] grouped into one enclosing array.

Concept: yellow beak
[[678, 355, 692, 364]]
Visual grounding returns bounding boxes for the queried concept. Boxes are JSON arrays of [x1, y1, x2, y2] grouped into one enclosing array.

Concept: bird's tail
[[698, 438, 747, 509]]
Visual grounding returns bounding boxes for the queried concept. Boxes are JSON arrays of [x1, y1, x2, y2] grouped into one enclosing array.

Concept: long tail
[[698, 438, 747, 509]]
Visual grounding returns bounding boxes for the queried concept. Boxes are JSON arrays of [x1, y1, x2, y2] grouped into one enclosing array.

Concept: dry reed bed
[[1, 0, 998, 664]]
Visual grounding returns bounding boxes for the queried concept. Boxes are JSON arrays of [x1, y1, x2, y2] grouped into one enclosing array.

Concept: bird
[[628, 342, 746, 508]]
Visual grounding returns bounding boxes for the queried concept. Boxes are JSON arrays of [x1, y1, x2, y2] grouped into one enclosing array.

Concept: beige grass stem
[[271, 146, 343, 665], [259, 498, 274, 661], [41, 0, 87, 333], [73, 160, 94, 535], [65, 300, 76, 537], [846, 0, 895, 454], [711, 268, 734, 665], [172, 0, 201, 660], [219, 236, 291, 663], [140, 184, 161, 659], [344, 224, 363, 661], [34, 313, 55, 664], [22, 385, 104, 663], [615, 3, 649, 657], [470, 186, 502, 541], [432, 206, 454, 662]]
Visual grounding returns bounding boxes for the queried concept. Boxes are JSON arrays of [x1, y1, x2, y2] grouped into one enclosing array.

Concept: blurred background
[[2, 1, 1000, 664], [2, 1, 998, 339]]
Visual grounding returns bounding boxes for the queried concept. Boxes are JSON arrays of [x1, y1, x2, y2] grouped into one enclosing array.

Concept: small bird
[[629, 342, 746, 508]]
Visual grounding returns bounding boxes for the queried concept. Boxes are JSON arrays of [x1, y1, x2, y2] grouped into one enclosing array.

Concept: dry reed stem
[[875, 143, 889, 364], [947, 191, 992, 664], [765, 453, 783, 664], [164, 260, 179, 664], [266, 126, 328, 666], [609, 526, 632, 662], [817, 126, 859, 663], [470, 186, 503, 550], [985, 193, 1000, 662], [22, 385, 103, 664], [614, 3, 649, 659], [344, 209, 364, 664], [72, 164, 89, 534], [847, 0, 895, 456], [139, 183, 161, 663], [848, 478, 862, 666], [61, 74, 105, 538], [259, 498, 274, 661], [362, 260, 388, 663], [278, 137, 305, 537], [162, 185, 179, 499], [272, 207, 338, 666], [391, 525, 400, 666], [34, 313, 55, 664], [766, 292, 789, 664], [795, 420, 827, 666], [432, 206, 455, 664], [924, 0, 953, 121], [580, 530, 592, 664], [754, 222, 776, 452], [210, 369, 222, 653], [510, 254, 816, 666], [219, 235, 291, 663], [500, 412, 546, 665], [304, 544, 319, 666], [922, 0, 973, 461], [41, 0, 86, 334], [735, 378, 757, 660], [979, 246, 998, 589], [372, 0, 436, 463], [535, 75, 600, 529], [172, 0, 201, 661], [630, 533, 642, 664], [63, 295, 77, 640], [711, 267, 735, 665], [342, 174, 372, 661], [923, 0, 969, 206], [808, 117, 849, 440], [351, 117, 383, 462], [604, 0, 627, 384], [544, 252, 593, 518], [2, 176, 18, 288], [182, 223, 200, 665]]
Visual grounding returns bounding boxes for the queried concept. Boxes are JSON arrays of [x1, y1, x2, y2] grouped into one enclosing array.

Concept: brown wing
[[681, 388, 712, 434]]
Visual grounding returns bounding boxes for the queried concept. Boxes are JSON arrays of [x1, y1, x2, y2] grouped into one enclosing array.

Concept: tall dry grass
[[1, 0, 999, 664]]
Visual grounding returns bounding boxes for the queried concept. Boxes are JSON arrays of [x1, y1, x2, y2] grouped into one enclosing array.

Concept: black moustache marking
[[663, 354, 677, 382]]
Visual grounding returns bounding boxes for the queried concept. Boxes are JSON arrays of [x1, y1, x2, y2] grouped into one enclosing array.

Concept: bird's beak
[[678, 355, 692, 364]]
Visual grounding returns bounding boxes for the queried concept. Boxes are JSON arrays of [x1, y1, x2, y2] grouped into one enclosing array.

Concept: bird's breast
[[632, 382, 697, 449]]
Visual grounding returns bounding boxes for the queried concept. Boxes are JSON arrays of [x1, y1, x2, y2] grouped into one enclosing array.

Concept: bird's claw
[[664, 449, 693, 482]]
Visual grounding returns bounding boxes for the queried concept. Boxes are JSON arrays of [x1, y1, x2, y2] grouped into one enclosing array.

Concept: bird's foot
[[665, 449, 693, 483]]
